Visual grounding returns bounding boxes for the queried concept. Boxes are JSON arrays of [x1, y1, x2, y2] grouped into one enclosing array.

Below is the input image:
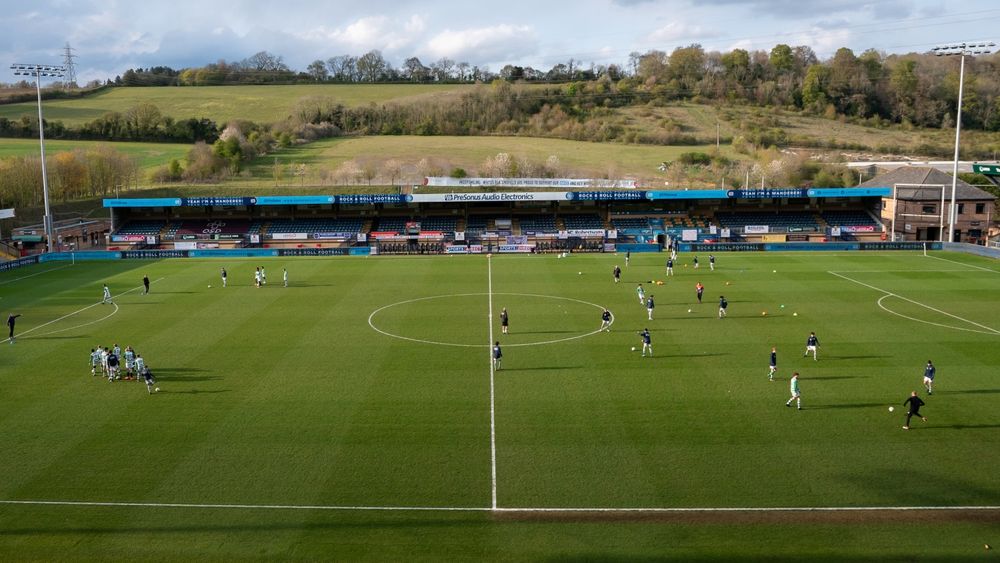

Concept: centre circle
[[368, 292, 613, 348]]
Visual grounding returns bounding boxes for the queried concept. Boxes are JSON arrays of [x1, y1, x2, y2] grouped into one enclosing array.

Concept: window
[[922, 204, 936, 214], [957, 203, 965, 215], [976, 203, 986, 214]]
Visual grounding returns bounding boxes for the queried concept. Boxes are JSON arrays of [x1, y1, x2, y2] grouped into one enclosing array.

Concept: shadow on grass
[[508, 366, 583, 372], [936, 389, 1000, 395], [811, 375, 870, 381], [28, 335, 85, 340], [661, 352, 728, 358], [807, 403, 886, 410], [920, 423, 1000, 430], [827, 355, 883, 360], [168, 389, 232, 395]]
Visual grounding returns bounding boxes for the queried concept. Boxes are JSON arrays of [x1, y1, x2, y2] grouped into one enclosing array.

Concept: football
[[793, 312, 798, 317], [889, 406, 895, 412], [631, 346, 636, 351], [155, 387, 160, 393], [687, 309, 692, 313], [208, 285, 212, 288]]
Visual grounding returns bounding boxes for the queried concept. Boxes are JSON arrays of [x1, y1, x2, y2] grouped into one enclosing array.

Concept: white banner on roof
[[271, 233, 307, 240], [744, 225, 770, 234], [408, 192, 572, 203], [423, 177, 637, 189], [566, 229, 606, 237]]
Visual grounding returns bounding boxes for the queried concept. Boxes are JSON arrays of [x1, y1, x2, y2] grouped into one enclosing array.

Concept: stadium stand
[[611, 217, 651, 230], [112, 220, 167, 236], [418, 217, 459, 232], [820, 210, 880, 229], [266, 218, 364, 235], [561, 214, 605, 230], [715, 212, 819, 232], [517, 215, 559, 233], [374, 217, 408, 233]]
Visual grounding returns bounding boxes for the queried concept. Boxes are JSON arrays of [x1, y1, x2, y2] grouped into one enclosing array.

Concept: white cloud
[[425, 24, 538, 63], [647, 21, 719, 44]]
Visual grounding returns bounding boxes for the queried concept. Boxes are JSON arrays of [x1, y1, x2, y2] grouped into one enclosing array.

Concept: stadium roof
[[859, 167, 994, 201]]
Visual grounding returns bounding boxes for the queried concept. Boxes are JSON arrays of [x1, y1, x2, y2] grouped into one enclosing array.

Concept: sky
[[2, 0, 998, 83]]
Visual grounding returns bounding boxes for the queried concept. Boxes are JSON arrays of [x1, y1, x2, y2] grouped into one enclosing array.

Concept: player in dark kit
[[718, 295, 728, 319], [923, 360, 935, 395], [902, 391, 927, 430], [7, 313, 21, 343], [492, 341, 503, 370], [500, 307, 509, 334], [613, 265, 621, 283], [804, 332, 820, 360], [638, 328, 652, 357], [600, 308, 612, 332], [142, 275, 150, 294], [696, 282, 704, 304], [666, 258, 674, 276]]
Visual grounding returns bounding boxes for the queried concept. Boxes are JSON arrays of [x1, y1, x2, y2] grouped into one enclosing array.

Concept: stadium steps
[[815, 214, 829, 229]]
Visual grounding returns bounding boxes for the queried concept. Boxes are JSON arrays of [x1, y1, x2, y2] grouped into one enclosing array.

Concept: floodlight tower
[[10, 62, 66, 253], [932, 41, 996, 243]]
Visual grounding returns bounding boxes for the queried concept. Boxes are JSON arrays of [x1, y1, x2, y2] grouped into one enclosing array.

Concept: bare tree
[[306, 60, 328, 81], [357, 50, 387, 83]]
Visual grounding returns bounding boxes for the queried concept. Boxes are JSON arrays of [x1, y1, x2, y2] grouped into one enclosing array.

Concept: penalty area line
[[0, 499, 997, 513]]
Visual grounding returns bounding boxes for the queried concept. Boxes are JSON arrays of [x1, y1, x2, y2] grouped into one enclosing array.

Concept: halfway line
[[487, 255, 498, 510], [1, 499, 997, 514]]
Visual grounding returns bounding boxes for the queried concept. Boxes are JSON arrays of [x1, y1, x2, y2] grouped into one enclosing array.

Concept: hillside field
[[0, 250, 997, 559], [0, 84, 478, 126], [0, 138, 190, 172]]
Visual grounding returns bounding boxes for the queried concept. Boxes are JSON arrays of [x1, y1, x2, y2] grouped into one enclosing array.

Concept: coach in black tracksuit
[[902, 391, 927, 430], [7, 313, 20, 343]]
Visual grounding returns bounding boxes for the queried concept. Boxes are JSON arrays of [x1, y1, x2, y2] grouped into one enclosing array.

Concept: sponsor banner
[[830, 227, 842, 237], [0, 256, 39, 272], [607, 229, 618, 239], [423, 177, 638, 189], [762, 234, 787, 243], [122, 250, 187, 259], [682, 229, 699, 242], [571, 190, 646, 201], [648, 190, 728, 200], [370, 231, 398, 240], [557, 231, 569, 239], [445, 245, 468, 254], [807, 187, 891, 198], [104, 197, 183, 208], [184, 196, 254, 207], [250, 234, 261, 244], [454, 231, 465, 241], [279, 248, 350, 256], [720, 228, 731, 238], [407, 192, 572, 203], [173, 242, 197, 250], [841, 225, 876, 233], [336, 194, 405, 205], [744, 225, 770, 234], [506, 235, 528, 245], [271, 233, 307, 240], [198, 242, 220, 249], [728, 188, 808, 199], [356, 233, 367, 243], [405, 221, 421, 234], [495, 219, 512, 230], [254, 196, 335, 206], [689, 243, 764, 252], [468, 245, 484, 254], [312, 232, 355, 240], [566, 229, 606, 237], [498, 244, 535, 253], [214, 234, 243, 240], [788, 234, 810, 242], [860, 242, 929, 251], [604, 243, 617, 252], [111, 234, 147, 242], [0, 208, 14, 219], [416, 232, 444, 239]]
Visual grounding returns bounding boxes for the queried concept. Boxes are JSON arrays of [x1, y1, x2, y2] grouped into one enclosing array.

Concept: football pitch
[[0, 251, 998, 560]]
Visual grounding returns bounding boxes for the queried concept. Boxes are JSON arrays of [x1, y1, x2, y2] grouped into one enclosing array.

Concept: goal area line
[[1, 499, 997, 513]]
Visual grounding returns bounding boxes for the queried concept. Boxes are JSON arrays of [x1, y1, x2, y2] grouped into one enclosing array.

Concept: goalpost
[[891, 183, 947, 243]]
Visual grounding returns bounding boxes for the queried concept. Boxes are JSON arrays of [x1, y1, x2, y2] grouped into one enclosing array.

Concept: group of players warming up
[[491, 246, 936, 429], [90, 344, 158, 394]]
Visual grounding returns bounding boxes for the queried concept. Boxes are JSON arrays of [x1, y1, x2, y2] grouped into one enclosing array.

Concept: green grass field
[[0, 138, 190, 172], [0, 251, 998, 559], [0, 84, 478, 126]]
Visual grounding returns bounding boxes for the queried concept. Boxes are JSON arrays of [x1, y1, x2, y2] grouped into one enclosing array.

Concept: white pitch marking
[[0, 499, 996, 514], [925, 253, 1000, 273], [0, 264, 73, 286], [487, 255, 497, 510], [876, 295, 998, 335], [1, 278, 165, 344], [368, 293, 613, 348], [829, 271, 1000, 335]]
